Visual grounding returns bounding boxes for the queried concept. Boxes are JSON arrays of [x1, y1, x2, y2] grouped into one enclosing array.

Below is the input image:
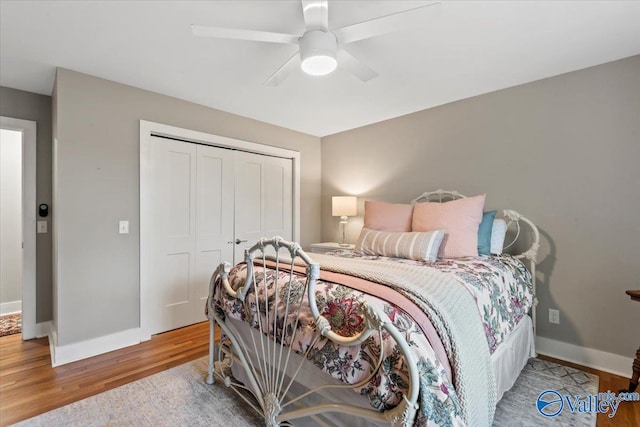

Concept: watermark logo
[[536, 389, 639, 419], [537, 390, 564, 417]]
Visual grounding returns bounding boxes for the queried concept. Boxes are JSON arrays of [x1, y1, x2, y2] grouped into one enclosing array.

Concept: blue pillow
[[478, 211, 497, 255]]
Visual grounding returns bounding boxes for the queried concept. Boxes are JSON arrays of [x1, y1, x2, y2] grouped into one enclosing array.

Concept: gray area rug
[[14, 357, 598, 427], [493, 358, 598, 426]]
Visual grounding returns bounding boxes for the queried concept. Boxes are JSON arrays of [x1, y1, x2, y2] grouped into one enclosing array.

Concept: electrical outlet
[[549, 309, 560, 324]]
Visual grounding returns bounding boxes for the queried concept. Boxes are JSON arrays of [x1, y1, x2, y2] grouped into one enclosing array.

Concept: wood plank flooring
[[0, 323, 637, 426], [0, 322, 212, 426]]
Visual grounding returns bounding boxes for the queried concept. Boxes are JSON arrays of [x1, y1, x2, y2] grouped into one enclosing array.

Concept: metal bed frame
[[206, 190, 540, 426]]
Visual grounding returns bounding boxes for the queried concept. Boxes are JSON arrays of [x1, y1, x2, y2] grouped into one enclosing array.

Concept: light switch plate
[[119, 220, 129, 234], [37, 221, 48, 233]]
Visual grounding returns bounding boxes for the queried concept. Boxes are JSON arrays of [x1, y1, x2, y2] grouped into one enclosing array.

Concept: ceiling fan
[[191, 0, 440, 86]]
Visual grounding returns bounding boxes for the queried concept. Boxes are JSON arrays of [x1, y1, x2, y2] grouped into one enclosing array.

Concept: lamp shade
[[332, 196, 357, 217]]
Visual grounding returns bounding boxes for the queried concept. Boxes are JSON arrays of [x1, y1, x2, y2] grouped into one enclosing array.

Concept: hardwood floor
[[0, 322, 212, 426], [0, 324, 637, 426]]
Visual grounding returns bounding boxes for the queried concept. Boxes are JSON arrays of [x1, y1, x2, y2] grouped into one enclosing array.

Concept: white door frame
[[1, 116, 37, 340], [139, 120, 301, 341]]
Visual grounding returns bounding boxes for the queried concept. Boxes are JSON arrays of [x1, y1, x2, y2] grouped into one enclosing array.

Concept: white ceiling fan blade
[[264, 52, 301, 86], [333, 2, 441, 45], [191, 25, 298, 45], [337, 49, 378, 82], [301, 0, 328, 31]]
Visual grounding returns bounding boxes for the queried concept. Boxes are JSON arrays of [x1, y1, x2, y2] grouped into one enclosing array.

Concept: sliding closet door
[[147, 137, 233, 335], [233, 152, 293, 262]]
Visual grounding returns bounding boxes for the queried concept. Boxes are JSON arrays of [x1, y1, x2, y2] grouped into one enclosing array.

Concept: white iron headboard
[[412, 189, 540, 333]]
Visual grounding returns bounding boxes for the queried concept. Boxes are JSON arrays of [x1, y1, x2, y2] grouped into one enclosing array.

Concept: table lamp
[[332, 196, 357, 247]]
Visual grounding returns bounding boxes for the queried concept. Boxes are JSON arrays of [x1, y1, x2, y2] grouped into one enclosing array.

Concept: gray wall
[[0, 130, 23, 305], [53, 68, 321, 345], [321, 55, 640, 358], [0, 86, 53, 322]]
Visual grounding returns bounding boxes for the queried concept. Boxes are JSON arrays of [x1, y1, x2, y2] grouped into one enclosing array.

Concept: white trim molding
[[0, 116, 37, 340], [35, 320, 51, 338], [536, 336, 634, 378], [49, 326, 141, 367], [0, 300, 22, 315]]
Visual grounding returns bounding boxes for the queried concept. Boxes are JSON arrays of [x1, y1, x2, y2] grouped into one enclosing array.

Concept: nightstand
[[310, 242, 355, 254]]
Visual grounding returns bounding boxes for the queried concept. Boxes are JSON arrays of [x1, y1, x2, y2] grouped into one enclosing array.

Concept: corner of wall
[[49, 327, 141, 367]]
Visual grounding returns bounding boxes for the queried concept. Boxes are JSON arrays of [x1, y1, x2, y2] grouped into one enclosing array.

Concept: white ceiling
[[1, 1, 639, 137]]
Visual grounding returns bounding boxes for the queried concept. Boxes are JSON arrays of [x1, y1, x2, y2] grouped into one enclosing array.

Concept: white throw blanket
[[306, 253, 497, 427]]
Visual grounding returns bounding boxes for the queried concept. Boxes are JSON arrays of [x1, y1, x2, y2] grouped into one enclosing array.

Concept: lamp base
[[338, 216, 348, 246]]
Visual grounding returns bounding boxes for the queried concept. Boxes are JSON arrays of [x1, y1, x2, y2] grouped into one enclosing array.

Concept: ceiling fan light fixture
[[299, 30, 337, 76], [301, 55, 337, 76]]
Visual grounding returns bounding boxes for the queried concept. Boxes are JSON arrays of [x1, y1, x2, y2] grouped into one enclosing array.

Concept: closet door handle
[[228, 239, 248, 245]]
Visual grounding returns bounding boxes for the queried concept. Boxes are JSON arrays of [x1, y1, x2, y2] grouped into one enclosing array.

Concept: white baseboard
[[35, 321, 51, 338], [48, 322, 58, 366], [49, 327, 141, 367], [536, 336, 634, 378], [0, 300, 22, 315]]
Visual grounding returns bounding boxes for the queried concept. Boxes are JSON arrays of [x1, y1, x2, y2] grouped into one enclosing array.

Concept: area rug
[[0, 312, 21, 337], [13, 357, 599, 426], [494, 358, 598, 426]]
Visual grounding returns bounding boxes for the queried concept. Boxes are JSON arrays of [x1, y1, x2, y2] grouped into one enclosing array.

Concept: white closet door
[[233, 152, 293, 262], [147, 137, 233, 335], [194, 144, 234, 322], [148, 137, 196, 335]]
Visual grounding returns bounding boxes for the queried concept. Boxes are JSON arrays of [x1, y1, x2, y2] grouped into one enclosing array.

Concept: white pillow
[[355, 228, 445, 262], [490, 219, 507, 254]]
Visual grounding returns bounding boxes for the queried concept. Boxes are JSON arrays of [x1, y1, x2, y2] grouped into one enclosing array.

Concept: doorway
[[0, 116, 36, 340]]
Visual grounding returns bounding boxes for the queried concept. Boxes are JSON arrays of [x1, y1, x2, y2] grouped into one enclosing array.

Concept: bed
[[205, 190, 540, 427]]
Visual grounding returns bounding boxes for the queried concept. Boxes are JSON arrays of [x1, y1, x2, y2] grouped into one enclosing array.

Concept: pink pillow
[[364, 201, 413, 232], [412, 194, 486, 258]]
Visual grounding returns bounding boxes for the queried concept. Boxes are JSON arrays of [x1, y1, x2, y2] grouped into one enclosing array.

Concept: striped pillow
[[355, 228, 445, 262]]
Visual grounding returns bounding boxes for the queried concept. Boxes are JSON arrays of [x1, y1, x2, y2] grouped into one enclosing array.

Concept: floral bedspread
[[212, 253, 533, 427], [328, 250, 534, 354]]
